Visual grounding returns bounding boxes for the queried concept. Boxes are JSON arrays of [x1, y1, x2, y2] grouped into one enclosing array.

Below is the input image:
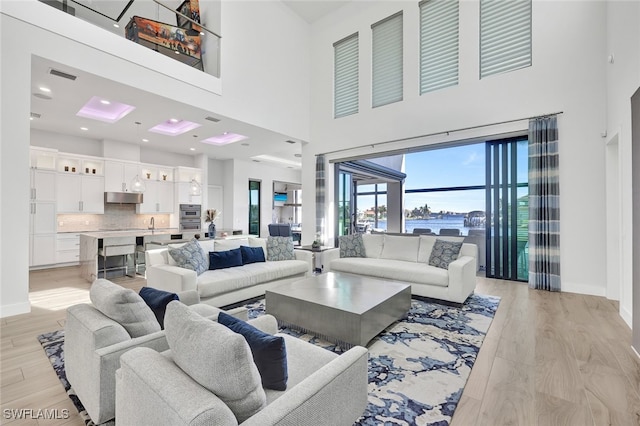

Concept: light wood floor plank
[[0, 267, 637, 426]]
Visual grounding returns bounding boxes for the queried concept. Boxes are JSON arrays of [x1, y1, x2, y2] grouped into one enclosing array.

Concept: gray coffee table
[[265, 272, 411, 348]]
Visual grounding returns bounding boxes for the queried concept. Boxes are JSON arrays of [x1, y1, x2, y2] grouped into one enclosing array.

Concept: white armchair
[[65, 279, 247, 424]]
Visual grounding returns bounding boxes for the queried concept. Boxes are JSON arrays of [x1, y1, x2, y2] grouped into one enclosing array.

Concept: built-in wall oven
[[179, 204, 201, 232]]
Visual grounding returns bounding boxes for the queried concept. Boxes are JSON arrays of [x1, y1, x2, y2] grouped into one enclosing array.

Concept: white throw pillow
[[380, 235, 419, 262], [248, 237, 268, 254], [164, 302, 266, 423], [362, 234, 384, 259], [214, 238, 250, 252]]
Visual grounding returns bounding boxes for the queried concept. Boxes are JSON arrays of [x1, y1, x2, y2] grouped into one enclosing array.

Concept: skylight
[[149, 119, 201, 136], [76, 96, 135, 123], [201, 132, 249, 146]]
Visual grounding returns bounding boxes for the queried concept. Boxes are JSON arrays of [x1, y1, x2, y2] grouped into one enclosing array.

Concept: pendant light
[[131, 174, 146, 193], [189, 178, 202, 196]]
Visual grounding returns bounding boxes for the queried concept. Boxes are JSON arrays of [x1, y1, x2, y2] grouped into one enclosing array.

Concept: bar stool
[[98, 244, 136, 279]]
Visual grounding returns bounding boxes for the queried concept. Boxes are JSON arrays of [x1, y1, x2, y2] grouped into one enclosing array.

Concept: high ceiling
[[30, 0, 352, 168], [30, 55, 303, 167]]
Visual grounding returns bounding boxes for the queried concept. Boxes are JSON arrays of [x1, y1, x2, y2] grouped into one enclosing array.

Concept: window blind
[[334, 33, 359, 118], [419, 0, 459, 94], [480, 0, 532, 78], [372, 12, 403, 108]]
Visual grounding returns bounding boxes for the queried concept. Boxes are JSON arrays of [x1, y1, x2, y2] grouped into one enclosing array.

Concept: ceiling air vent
[[285, 140, 297, 144], [48, 68, 77, 81], [30, 112, 41, 119], [205, 116, 221, 122]]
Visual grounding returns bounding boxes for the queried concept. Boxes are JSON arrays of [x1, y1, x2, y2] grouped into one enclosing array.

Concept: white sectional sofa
[[145, 237, 313, 307], [324, 234, 478, 304]]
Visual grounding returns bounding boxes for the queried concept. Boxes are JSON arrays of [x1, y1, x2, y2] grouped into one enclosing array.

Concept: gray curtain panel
[[528, 115, 560, 291], [315, 154, 326, 244]]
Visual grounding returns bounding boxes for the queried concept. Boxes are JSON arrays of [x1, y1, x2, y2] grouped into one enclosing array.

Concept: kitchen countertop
[[79, 228, 184, 238]]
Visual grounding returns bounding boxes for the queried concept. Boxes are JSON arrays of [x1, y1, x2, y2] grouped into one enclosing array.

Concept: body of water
[[375, 216, 481, 236]]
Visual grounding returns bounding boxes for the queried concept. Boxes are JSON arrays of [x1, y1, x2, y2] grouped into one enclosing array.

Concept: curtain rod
[[318, 111, 564, 157]]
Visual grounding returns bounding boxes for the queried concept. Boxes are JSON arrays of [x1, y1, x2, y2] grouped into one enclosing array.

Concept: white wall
[[31, 129, 102, 156], [0, 0, 311, 316], [605, 0, 640, 327], [304, 0, 609, 297], [226, 159, 301, 237]]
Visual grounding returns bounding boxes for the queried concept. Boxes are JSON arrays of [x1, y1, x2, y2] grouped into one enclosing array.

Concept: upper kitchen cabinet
[[57, 154, 105, 214], [104, 160, 141, 192], [57, 174, 105, 214], [137, 164, 174, 214], [30, 147, 57, 170], [175, 166, 202, 204]]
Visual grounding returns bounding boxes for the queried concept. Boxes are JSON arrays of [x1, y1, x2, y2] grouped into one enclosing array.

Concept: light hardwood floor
[[2, 267, 639, 425]]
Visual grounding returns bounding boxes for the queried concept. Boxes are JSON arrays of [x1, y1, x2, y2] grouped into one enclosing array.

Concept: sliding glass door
[[249, 180, 261, 236], [485, 137, 529, 281], [335, 168, 354, 236]]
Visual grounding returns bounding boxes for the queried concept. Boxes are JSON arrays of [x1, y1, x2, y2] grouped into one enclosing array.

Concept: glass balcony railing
[[39, 0, 220, 77]]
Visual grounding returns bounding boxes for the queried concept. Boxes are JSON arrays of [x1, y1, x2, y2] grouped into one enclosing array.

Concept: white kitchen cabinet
[[31, 169, 57, 202], [137, 181, 174, 214], [56, 174, 105, 213], [56, 233, 80, 264], [105, 161, 140, 192], [31, 234, 57, 267], [29, 169, 57, 267], [177, 182, 202, 204]]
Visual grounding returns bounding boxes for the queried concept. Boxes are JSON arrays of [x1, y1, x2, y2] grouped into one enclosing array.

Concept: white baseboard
[[620, 305, 632, 328], [561, 282, 607, 297], [0, 302, 31, 318]]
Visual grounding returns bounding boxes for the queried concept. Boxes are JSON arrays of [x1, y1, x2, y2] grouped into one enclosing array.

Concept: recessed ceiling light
[[39, 87, 51, 93], [100, 99, 111, 105], [80, 127, 88, 131], [223, 131, 229, 135], [113, 23, 120, 28], [190, 148, 196, 151], [30, 117, 34, 121], [200, 31, 205, 36], [169, 118, 179, 123], [142, 138, 149, 142]]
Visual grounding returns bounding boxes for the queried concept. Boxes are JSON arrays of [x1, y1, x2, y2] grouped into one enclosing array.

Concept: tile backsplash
[[57, 204, 172, 232]]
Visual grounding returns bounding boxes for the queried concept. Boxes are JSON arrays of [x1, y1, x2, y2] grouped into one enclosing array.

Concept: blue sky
[[357, 141, 528, 213]]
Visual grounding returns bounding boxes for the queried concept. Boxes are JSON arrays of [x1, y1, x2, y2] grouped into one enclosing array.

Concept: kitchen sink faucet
[[149, 217, 155, 230]]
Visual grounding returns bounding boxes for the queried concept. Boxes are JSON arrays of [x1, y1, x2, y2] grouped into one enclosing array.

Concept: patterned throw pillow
[[339, 234, 366, 258], [168, 238, 208, 275], [266, 236, 295, 261], [428, 239, 463, 269]]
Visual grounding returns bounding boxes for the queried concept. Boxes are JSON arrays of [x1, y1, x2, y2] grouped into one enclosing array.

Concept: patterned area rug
[[37, 293, 499, 426]]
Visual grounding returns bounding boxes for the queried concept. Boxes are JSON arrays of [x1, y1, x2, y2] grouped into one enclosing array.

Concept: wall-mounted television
[[274, 192, 287, 206]]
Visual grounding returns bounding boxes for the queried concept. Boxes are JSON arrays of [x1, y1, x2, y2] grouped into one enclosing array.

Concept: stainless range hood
[[104, 192, 143, 204]]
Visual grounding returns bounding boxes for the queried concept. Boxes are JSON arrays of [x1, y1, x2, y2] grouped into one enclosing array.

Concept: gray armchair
[[65, 279, 247, 424], [116, 310, 369, 426]]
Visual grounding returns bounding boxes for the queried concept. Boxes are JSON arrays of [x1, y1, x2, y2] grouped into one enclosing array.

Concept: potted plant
[[204, 209, 220, 239], [311, 233, 321, 250]]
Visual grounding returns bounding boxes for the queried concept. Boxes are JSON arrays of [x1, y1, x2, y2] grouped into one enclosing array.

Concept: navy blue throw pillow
[[139, 287, 179, 329], [218, 312, 288, 391], [209, 248, 243, 270], [240, 246, 266, 265]]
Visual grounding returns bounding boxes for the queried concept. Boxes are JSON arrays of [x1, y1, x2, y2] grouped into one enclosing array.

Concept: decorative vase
[[208, 222, 216, 239]]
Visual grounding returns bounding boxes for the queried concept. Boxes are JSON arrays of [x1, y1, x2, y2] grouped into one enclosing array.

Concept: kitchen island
[[79, 229, 197, 282]]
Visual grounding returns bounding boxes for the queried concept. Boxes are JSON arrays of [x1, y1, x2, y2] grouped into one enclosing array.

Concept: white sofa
[[145, 237, 313, 307], [324, 234, 478, 304]]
